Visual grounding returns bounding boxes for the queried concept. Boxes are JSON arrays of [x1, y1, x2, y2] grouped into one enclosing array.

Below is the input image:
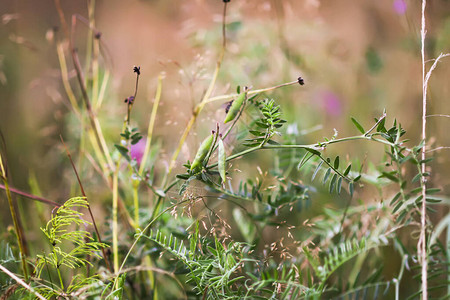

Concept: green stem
[[114, 199, 190, 289], [85, 0, 95, 73], [317, 155, 351, 181], [0, 156, 28, 280], [139, 74, 163, 176], [206, 134, 411, 170], [56, 42, 80, 116], [203, 80, 299, 105], [52, 248, 64, 290], [112, 158, 120, 273], [132, 180, 139, 228], [392, 126, 408, 207]]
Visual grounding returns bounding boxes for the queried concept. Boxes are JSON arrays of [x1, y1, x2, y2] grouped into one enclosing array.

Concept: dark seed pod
[[298, 76, 305, 85], [190, 133, 214, 172], [224, 100, 233, 114]]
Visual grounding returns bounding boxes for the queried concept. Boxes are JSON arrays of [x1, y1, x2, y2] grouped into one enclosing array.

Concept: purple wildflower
[[130, 138, 146, 165], [393, 0, 407, 15], [321, 91, 342, 117]]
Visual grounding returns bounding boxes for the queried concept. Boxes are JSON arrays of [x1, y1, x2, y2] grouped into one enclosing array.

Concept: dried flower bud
[[224, 100, 233, 114], [298, 76, 305, 85], [124, 96, 135, 104], [133, 66, 141, 75]]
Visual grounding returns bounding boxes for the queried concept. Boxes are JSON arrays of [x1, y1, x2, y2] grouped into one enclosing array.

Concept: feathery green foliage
[[0, 1, 448, 299]]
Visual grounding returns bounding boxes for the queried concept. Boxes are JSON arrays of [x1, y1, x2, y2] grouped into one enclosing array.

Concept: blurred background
[[1, 1, 449, 202], [0, 0, 449, 297]]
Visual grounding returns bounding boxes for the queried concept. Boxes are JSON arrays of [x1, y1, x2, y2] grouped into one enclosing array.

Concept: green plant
[[33, 197, 108, 298]]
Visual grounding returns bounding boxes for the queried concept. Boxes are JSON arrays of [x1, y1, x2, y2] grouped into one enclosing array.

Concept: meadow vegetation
[[0, 1, 449, 299]]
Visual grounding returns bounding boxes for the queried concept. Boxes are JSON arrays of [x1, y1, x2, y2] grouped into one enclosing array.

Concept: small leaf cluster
[[120, 126, 143, 145], [114, 126, 143, 162], [307, 152, 357, 197], [245, 98, 286, 147]]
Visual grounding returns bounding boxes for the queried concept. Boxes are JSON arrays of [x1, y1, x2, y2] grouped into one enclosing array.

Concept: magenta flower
[[321, 91, 342, 117], [130, 138, 146, 165], [393, 0, 407, 15]]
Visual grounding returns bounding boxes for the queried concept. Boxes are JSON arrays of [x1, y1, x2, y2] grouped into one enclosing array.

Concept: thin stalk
[[124, 68, 142, 228], [0, 264, 46, 300], [76, 101, 86, 197], [132, 180, 139, 228], [85, 0, 95, 72], [131, 74, 163, 228], [91, 34, 100, 106], [317, 154, 351, 181], [56, 259, 64, 289], [364, 110, 386, 136], [112, 159, 120, 273], [87, 129, 109, 175], [0, 155, 28, 280], [393, 125, 408, 205], [425, 146, 450, 153], [418, 9, 450, 299], [95, 69, 110, 110], [139, 74, 163, 176], [420, 1, 428, 298], [162, 2, 229, 185], [448, 221, 450, 296], [394, 255, 407, 300], [203, 80, 299, 105], [206, 134, 411, 170], [56, 42, 80, 116], [426, 114, 450, 118], [0, 183, 60, 207], [60, 136, 112, 272], [114, 198, 190, 289], [126, 69, 140, 126], [113, 98, 140, 271], [143, 256, 157, 298]]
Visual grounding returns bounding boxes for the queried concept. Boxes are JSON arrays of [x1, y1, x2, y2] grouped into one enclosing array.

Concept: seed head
[[124, 96, 135, 104]]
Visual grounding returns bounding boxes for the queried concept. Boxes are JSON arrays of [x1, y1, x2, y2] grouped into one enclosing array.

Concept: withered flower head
[[124, 96, 135, 104]]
